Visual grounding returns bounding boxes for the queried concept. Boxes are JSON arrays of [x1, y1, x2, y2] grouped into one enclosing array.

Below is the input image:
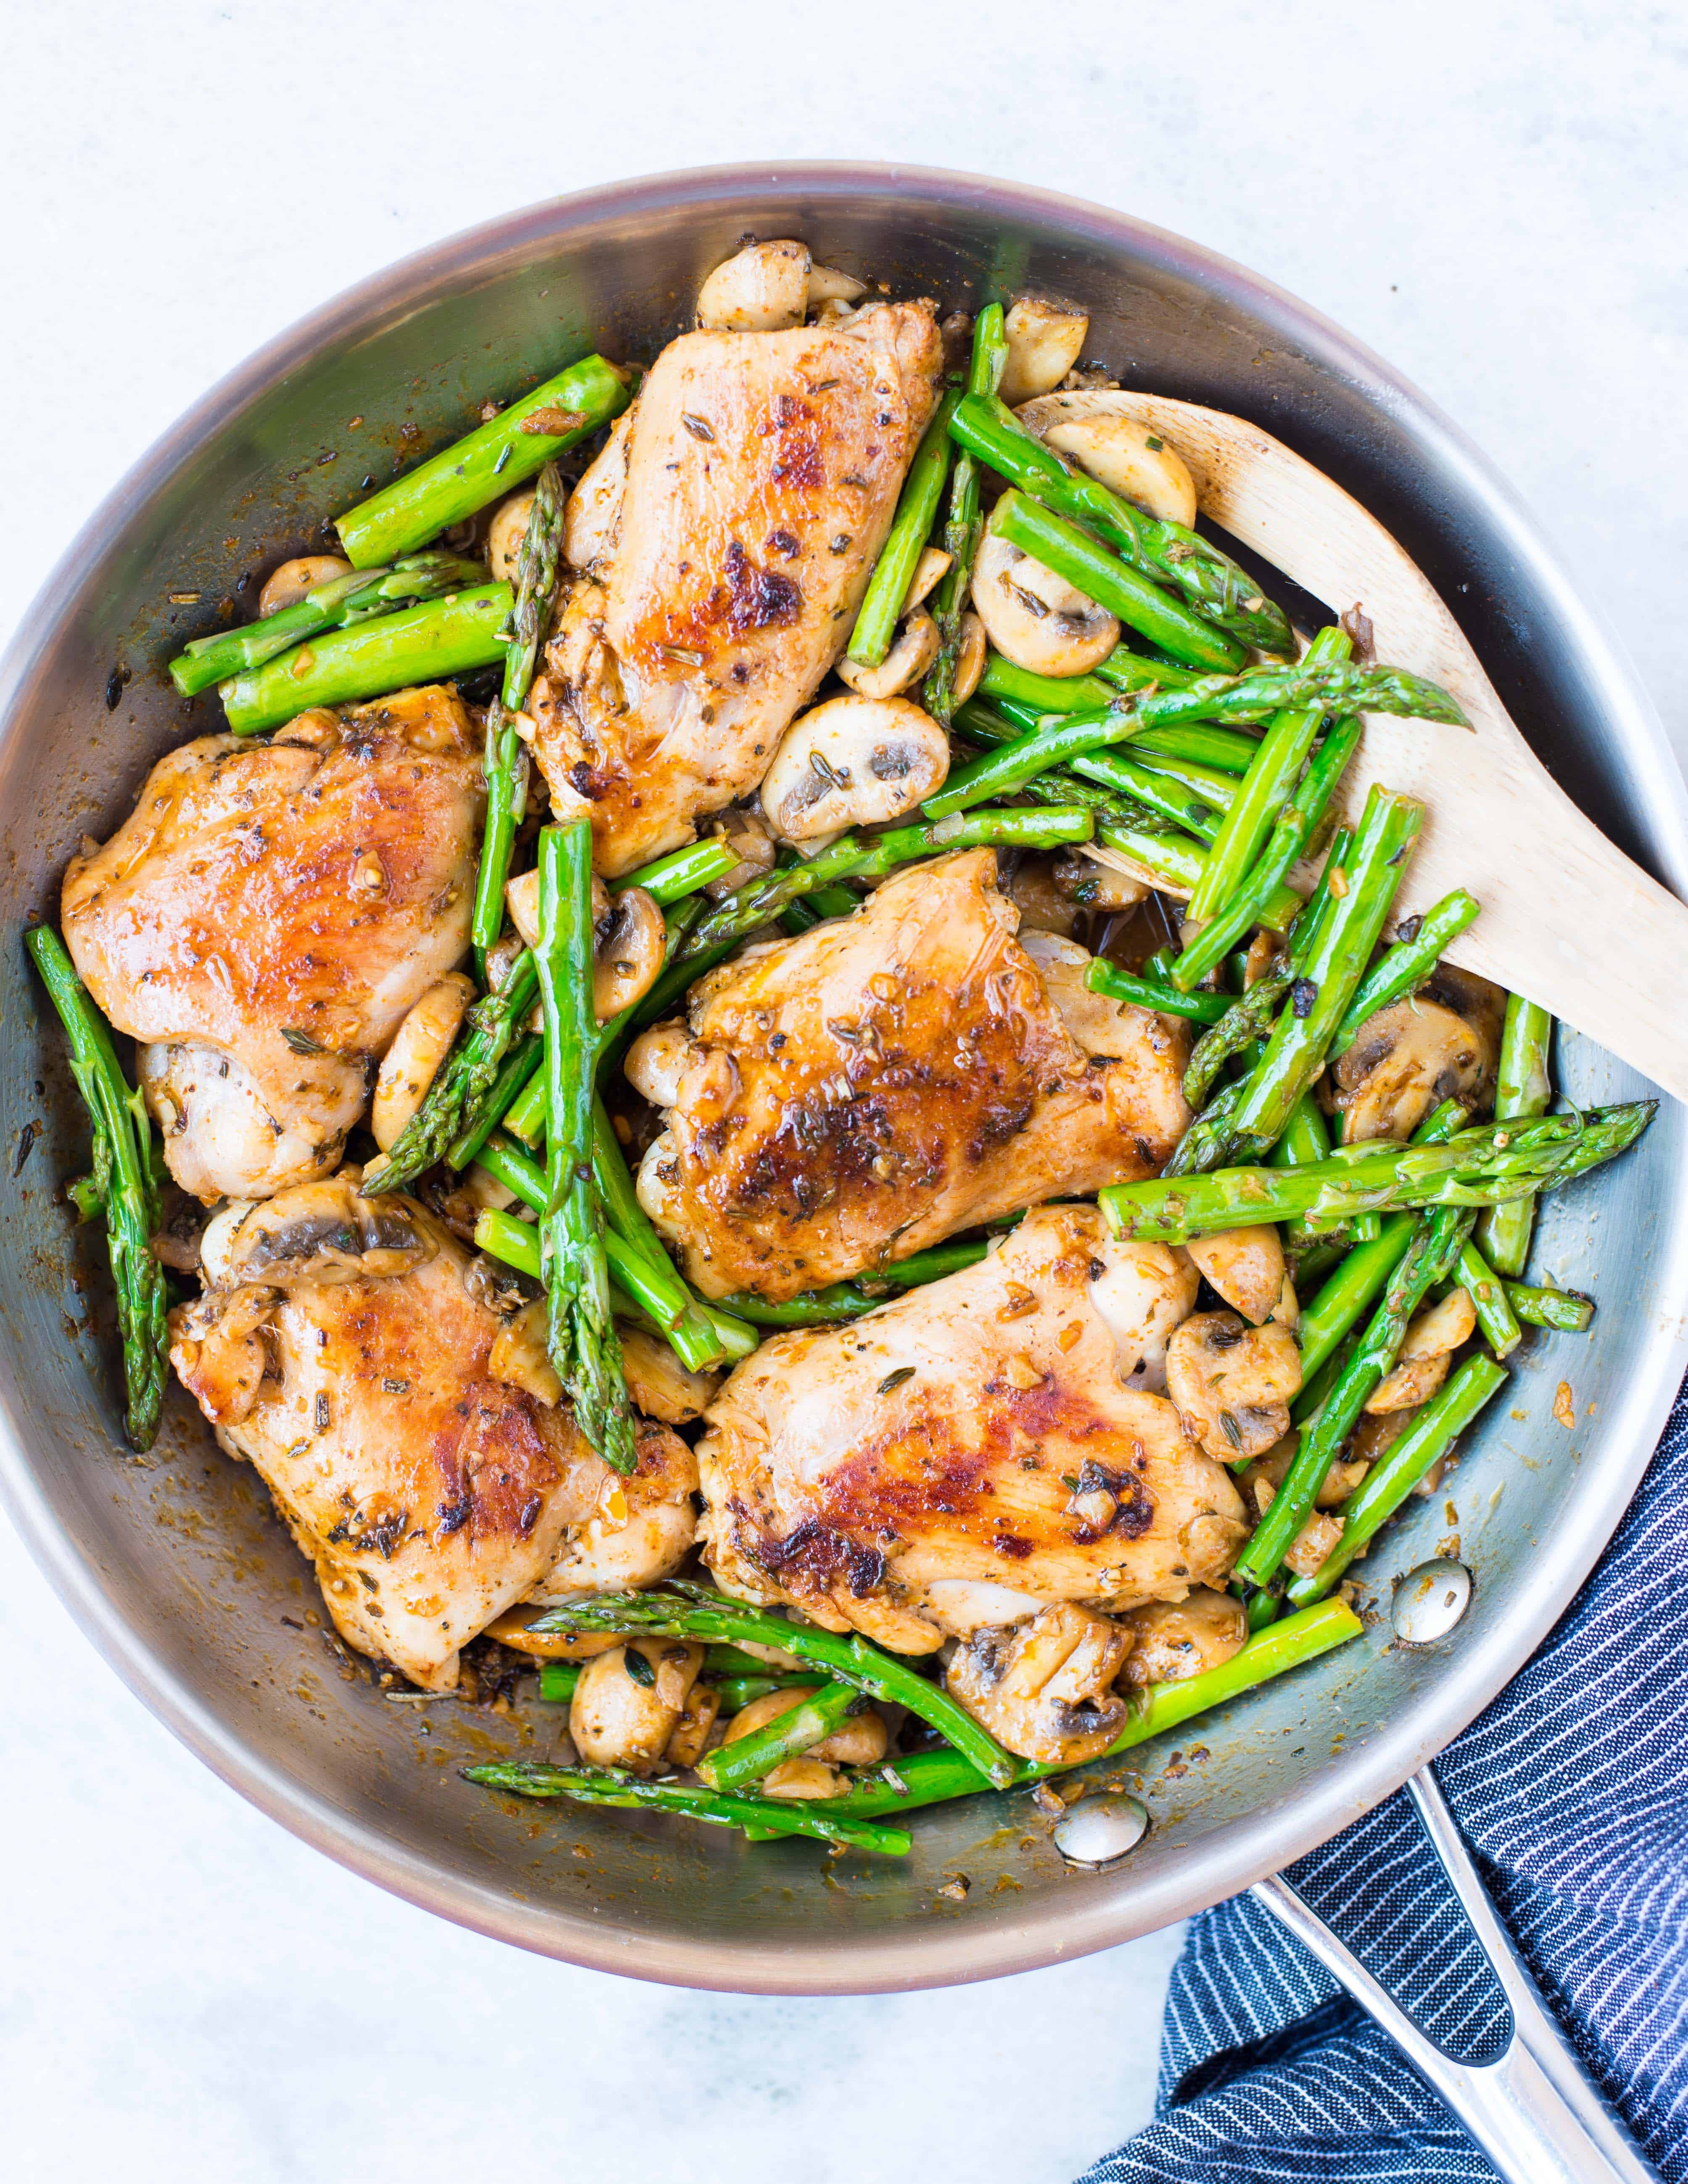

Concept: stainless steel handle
[[1250, 1767, 1659, 2184]]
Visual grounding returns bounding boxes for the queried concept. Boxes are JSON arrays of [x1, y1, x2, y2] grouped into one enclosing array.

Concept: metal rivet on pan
[[1052, 1792, 1150, 1868], [1391, 1557, 1473, 1644]]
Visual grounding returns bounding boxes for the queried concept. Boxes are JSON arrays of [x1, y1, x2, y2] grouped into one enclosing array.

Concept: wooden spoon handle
[[1103, 394, 1688, 1102]]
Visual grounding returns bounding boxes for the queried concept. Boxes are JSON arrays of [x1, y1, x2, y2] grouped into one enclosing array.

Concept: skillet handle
[[1249, 1767, 1661, 2184]]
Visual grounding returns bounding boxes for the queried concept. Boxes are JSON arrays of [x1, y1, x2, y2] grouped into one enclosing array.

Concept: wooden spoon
[[1099, 393, 1688, 1104]]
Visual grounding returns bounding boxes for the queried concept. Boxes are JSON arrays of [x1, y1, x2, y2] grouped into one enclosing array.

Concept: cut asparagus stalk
[[1085, 959, 1232, 1025], [222, 583, 512, 734], [1457, 1238, 1523, 1357], [1503, 1280, 1594, 1333], [847, 388, 962, 667], [336, 353, 630, 566], [1329, 890, 1483, 1054], [363, 950, 538, 1194], [462, 1760, 912, 1855], [1476, 996, 1555, 1277], [925, 304, 1008, 724], [697, 1680, 862, 1792]]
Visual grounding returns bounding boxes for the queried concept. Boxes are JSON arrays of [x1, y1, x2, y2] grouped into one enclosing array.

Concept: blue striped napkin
[[1083, 1373, 1688, 2184]]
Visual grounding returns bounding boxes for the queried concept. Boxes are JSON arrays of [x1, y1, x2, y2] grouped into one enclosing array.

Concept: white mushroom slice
[[952, 611, 987, 703], [903, 544, 953, 613], [760, 694, 949, 841], [999, 298, 1091, 406], [971, 532, 1119, 677], [696, 240, 810, 332], [485, 488, 537, 583], [1120, 1589, 1248, 1686], [570, 1640, 705, 1774], [836, 609, 940, 700], [807, 262, 866, 307], [617, 1321, 719, 1424], [1015, 393, 1199, 528], [1051, 851, 1149, 913], [624, 1022, 702, 1110], [1284, 1510, 1346, 1582], [257, 555, 352, 618], [371, 972, 476, 1151], [1185, 1225, 1289, 1327], [506, 869, 664, 1019], [199, 1198, 260, 1286], [1365, 1288, 1477, 1413], [489, 1298, 562, 1406], [564, 409, 633, 573], [703, 807, 777, 895], [1334, 970, 1503, 1143], [1166, 1309, 1302, 1462], [945, 1603, 1131, 1765]]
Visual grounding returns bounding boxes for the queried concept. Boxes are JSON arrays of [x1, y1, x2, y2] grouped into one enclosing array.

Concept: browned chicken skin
[[696, 1205, 1248, 1655], [169, 1174, 695, 1688], [529, 304, 943, 874], [62, 685, 484, 1203], [632, 850, 1191, 1300]]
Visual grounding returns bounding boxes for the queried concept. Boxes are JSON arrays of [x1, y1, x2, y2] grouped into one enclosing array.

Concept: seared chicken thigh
[[63, 685, 483, 1202], [696, 1205, 1246, 1654], [529, 304, 943, 873], [169, 1173, 694, 1688], [632, 849, 1190, 1300]]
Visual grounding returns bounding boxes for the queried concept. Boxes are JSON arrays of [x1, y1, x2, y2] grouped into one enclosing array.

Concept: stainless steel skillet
[[0, 163, 1682, 1994]]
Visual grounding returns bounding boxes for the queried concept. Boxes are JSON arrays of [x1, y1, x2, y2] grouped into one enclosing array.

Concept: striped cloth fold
[[1082, 1373, 1688, 2184]]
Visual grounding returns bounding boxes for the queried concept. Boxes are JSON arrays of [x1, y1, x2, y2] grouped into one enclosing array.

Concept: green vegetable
[[847, 389, 962, 667], [463, 1760, 911, 1855], [611, 838, 740, 904], [698, 1680, 862, 1792], [25, 927, 168, 1448], [168, 552, 486, 697], [1456, 1238, 1522, 1358], [444, 1034, 543, 1173], [533, 825, 635, 1470], [925, 304, 1008, 724], [1184, 967, 1293, 1107], [1101, 1102, 1656, 1244], [1285, 1356, 1508, 1605], [220, 583, 512, 733], [1085, 959, 1231, 1025], [1476, 996, 1555, 1277], [336, 354, 631, 567], [364, 951, 538, 1195], [525, 1584, 1017, 1789], [1503, 1280, 1594, 1333], [717, 1237, 996, 1325], [1329, 890, 1484, 1054]]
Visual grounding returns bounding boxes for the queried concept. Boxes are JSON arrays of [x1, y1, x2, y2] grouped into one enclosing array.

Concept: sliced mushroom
[[482, 1613, 622, 1661], [1120, 1589, 1248, 1686], [999, 298, 1091, 406], [489, 1297, 562, 1405], [760, 693, 950, 841], [1166, 1309, 1303, 1462], [506, 869, 665, 1020], [703, 807, 777, 895], [214, 1173, 435, 1290], [1185, 1224, 1294, 1328], [617, 1320, 720, 1423], [723, 1685, 888, 1768], [167, 1283, 281, 1427], [835, 608, 940, 700], [952, 611, 987, 703], [971, 532, 1119, 677], [696, 240, 810, 332], [807, 261, 865, 308], [665, 1683, 722, 1770], [257, 555, 352, 618], [623, 1021, 702, 1110], [372, 972, 476, 1151], [1051, 850, 1149, 914], [903, 545, 952, 613], [1015, 394, 1198, 528], [1284, 1510, 1346, 1581], [485, 489, 537, 584], [1365, 1287, 1477, 1413], [1335, 967, 1504, 1143], [945, 1603, 1131, 1765], [570, 1639, 705, 1774], [1006, 855, 1081, 937], [1243, 1431, 1366, 1514]]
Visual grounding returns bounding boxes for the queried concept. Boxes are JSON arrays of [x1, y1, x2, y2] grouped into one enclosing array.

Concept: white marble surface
[[1, 6, 1682, 2179]]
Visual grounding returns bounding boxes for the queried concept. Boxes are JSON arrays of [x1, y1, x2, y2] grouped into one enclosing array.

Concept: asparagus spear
[[533, 824, 636, 1471], [363, 951, 539, 1194], [697, 1680, 863, 1792], [526, 1585, 1018, 1788], [1085, 959, 1232, 1025], [1234, 1204, 1476, 1589], [673, 806, 1093, 967], [169, 552, 486, 696], [471, 461, 565, 969], [25, 927, 168, 1449], [847, 389, 963, 668], [1101, 1101, 1655, 1243], [610, 838, 740, 904], [1504, 1281, 1594, 1333], [1102, 747, 1241, 817], [825, 1599, 1363, 1818], [717, 1238, 998, 1325], [444, 1034, 543, 1173], [925, 305, 1008, 724], [222, 583, 512, 734], [952, 394, 1294, 658], [1456, 1238, 1522, 1357], [1329, 890, 1483, 1054], [976, 660, 1263, 755], [1476, 996, 1554, 1277], [1284, 1355, 1509, 1606], [1187, 626, 1352, 924], [462, 1760, 912, 1856], [336, 354, 631, 567], [1183, 968, 1294, 1106]]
